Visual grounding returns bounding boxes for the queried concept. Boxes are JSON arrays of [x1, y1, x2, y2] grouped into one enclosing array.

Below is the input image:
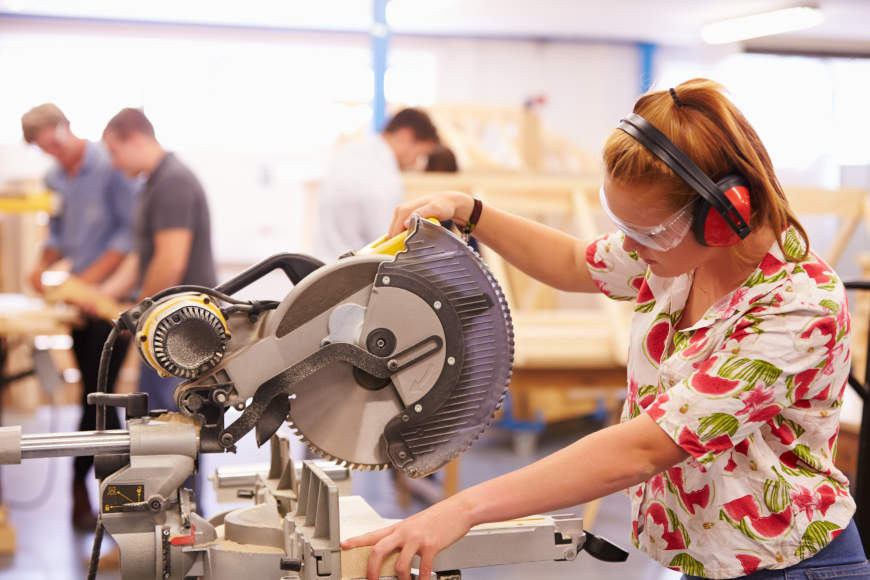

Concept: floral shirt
[[585, 228, 855, 579]]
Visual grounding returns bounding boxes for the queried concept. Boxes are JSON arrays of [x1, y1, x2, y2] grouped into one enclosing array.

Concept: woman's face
[[601, 175, 718, 278]]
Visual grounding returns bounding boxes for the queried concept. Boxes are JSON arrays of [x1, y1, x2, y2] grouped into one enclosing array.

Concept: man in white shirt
[[315, 108, 439, 260]]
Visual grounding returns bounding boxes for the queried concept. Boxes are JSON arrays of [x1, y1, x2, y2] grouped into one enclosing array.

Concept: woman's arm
[[342, 412, 688, 580], [389, 191, 599, 293]]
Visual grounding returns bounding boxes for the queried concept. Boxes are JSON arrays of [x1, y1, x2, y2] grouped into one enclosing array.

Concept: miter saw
[[0, 216, 627, 579]]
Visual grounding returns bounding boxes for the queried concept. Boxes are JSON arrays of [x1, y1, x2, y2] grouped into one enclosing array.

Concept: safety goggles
[[598, 186, 696, 251]]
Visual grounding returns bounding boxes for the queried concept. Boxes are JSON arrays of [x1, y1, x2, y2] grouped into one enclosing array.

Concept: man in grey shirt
[[100, 107, 216, 411]]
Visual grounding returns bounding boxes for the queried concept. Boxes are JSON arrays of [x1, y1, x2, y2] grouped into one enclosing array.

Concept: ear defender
[[617, 113, 752, 248], [692, 175, 752, 247]]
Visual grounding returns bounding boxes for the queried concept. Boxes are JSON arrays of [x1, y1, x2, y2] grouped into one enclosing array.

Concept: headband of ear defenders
[[617, 113, 751, 240]]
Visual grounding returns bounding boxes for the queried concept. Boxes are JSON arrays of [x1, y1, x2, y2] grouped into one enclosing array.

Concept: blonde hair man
[[21, 102, 140, 530]]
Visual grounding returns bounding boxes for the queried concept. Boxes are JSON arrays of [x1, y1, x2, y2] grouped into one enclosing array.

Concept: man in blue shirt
[[21, 103, 140, 530]]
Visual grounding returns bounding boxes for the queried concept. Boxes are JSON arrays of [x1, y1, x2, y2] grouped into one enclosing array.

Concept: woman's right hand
[[388, 191, 474, 238], [341, 494, 474, 580]]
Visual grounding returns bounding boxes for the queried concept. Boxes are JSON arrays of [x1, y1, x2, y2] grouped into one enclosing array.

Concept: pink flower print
[[726, 287, 750, 312], [749, 292, 783, 309], [836, 301, 851, 334], [727, 316, 761, 345], [820, 343, 844, 378], [790, 485, 816, 519], [790, 484, 836, 520], [799, 317, 836, 353], [646, 393, 669, 421], [651, 473, 665, 497], [791, 367, 820, 403], [628, 375, 639, 402], [817, 485, 835, 516], [736, 384, 779, 423]]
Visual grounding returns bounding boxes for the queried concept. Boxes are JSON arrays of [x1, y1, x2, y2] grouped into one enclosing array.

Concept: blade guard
[[377, 216, 514, 477]]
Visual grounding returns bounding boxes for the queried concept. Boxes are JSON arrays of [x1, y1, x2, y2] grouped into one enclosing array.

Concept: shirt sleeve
[[150, 177, 198, 233], [104, 170, 140, 254], [646, 297, 845, 467], [584, 231, 648, 301]]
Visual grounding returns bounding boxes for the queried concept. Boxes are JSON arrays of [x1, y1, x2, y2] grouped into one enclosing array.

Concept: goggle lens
[[598, 187, 695, 251]]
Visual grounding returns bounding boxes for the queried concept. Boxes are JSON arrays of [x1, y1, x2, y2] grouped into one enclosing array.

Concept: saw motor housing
[[135, 293, 231, 380]]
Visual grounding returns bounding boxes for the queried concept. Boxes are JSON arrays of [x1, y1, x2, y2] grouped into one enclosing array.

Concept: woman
[[342, 79, 867, 580]]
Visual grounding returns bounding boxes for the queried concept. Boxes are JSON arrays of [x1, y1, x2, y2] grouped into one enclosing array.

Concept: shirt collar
[[680, 228, 797, 332], [75, 141, 101, 176], [145, 152, 173, 187], [373, 134, 400, 173]]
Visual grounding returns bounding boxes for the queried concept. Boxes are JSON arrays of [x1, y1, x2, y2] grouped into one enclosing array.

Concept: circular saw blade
[[274, 254, 431, 469], [287, 361, 402, 469], [278, 218, 513, 475]]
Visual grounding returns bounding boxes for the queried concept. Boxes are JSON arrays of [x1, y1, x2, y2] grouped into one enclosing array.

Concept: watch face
[[102, 484, 144, 514]]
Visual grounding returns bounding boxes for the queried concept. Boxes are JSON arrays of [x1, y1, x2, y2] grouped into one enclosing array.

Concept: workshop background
[[0, 1, 869, 579]]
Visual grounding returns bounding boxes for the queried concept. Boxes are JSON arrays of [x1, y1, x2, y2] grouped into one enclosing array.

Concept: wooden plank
[[786, 187, 866, 218], [43, 276, 124, 322]]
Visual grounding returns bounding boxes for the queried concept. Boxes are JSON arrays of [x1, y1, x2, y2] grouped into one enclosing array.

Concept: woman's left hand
[[340, 497, 473, 580]]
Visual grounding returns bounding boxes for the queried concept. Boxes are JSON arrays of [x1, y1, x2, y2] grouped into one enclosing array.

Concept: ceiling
[[1, 0, 869, 51]]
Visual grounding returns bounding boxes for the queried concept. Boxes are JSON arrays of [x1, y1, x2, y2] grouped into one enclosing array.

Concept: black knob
[[86, 392, 150, 419], [280, 558, 302, 572]]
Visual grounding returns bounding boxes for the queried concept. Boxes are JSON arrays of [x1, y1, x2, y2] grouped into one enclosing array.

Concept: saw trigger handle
[[578, 531, 629, 562], [357, 217, 441, 256]]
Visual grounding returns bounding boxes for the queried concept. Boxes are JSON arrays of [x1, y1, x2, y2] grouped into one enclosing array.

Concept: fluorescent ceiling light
[[701, 5, 825, 45]]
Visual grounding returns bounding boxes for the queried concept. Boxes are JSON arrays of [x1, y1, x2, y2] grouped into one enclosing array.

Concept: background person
[[99, 108, 217, 413], [314, 108, 439, 260], [424, 144, 479, 252], [21, 103, 139, 530]]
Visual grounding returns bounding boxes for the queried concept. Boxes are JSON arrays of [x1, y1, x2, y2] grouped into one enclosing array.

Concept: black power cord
[[87, 318, 124, 580]]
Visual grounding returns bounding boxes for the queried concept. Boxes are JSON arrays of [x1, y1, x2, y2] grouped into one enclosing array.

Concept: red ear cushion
[[700, 184, 752, 247]]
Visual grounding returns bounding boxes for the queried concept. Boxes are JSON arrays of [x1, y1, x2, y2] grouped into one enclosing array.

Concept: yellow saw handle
[[356, 217, 440, 256]]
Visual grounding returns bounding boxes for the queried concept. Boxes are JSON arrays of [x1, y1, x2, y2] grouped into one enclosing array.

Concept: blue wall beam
[[637, 41, 657, 94], [372, 0, 390, 131]]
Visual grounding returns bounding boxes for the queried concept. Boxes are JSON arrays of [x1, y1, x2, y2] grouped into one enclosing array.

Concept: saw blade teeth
[[298, 436, 389, 472]]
